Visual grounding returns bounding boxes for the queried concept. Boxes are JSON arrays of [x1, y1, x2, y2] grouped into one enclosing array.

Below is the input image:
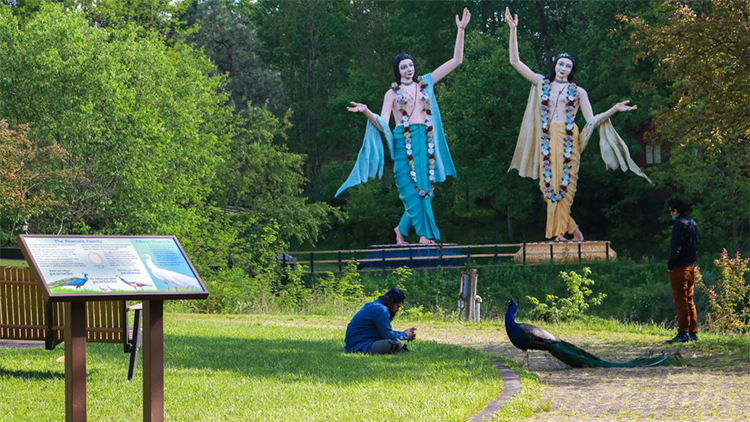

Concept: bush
[[328, 260, 693, 323], [696, 249, 750, 333], [526, 267, 607, 322]]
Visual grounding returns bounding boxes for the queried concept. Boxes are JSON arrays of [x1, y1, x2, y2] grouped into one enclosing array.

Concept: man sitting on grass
[[345, 288, 416, 354]]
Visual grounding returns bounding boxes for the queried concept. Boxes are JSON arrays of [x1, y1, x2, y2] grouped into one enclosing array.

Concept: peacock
[[505, 299, 680, 368], [49, 273, 89, 290]]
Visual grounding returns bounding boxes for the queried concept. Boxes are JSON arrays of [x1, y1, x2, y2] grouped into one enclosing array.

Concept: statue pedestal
[[514, 241, 616, 265], [360, 243, 466, 269]]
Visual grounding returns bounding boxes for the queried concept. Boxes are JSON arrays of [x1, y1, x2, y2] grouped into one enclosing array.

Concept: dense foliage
[[0, 1, 746, 315]]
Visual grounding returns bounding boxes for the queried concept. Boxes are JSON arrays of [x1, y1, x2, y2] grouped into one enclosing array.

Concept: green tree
[[252, 0, 355, 180], [0, 4, 228, 236], [621, 0, 750, 253], [216, 105, 340, 246], [183, 0, 284, 111], [0, 121, 74, 244]]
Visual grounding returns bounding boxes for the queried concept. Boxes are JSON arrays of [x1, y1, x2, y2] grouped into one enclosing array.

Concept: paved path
[[429, 331, 750, 422]]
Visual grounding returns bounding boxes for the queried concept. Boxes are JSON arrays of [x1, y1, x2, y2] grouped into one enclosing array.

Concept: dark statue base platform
[[360, 243, 466, 269]]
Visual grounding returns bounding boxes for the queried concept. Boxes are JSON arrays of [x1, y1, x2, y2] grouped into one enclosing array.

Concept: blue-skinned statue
[[336, 8, 471, 245]]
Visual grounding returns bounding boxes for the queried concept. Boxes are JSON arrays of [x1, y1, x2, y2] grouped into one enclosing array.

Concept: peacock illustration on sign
[[49, 273, 90, 290]]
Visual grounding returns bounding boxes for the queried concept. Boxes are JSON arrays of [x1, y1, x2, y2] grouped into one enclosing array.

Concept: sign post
[[64, 301, 87, 422], [18, 235, 208, 422], [143, 300, 164, 422]]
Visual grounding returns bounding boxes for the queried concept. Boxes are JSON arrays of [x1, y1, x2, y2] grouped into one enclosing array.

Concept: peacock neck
[[505, 308, 518, 328]]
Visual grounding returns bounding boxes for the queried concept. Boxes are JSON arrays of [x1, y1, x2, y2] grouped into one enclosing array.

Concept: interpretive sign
[[18, 235, 208, 302]]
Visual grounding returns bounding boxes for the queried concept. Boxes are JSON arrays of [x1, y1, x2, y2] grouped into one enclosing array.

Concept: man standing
[[666, 198, 699, 344], [345, 288, 416, 354]]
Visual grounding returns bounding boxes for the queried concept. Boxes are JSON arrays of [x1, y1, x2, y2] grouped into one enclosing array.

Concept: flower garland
[[391, 78, 436, 198], [540, 78, 577, 203]]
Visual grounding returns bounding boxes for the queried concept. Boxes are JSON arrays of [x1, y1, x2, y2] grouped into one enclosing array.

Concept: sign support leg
[[143, 300, 164, 422]]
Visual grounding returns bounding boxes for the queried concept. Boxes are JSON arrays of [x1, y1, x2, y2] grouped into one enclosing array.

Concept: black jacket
[[668, 215, 699, 269]]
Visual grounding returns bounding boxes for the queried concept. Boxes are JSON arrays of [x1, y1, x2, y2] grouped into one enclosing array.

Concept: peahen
[[504, 299, 679, 368]]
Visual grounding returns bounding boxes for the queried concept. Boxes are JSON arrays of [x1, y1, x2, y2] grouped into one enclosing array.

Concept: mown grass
[[0, 259, 26, 267], [0, 314, 503, 422], [2, 312, 747, 422]]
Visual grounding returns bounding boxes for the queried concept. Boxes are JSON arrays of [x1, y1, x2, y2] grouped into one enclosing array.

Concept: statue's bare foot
[[572, 226, 584, 242], [394, 227, 409, 245], [419, 236, 432, 245], [554, 234, 568, 242]]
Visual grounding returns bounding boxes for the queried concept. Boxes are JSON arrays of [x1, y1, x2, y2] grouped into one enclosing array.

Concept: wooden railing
[[281, 241, 613, 273]]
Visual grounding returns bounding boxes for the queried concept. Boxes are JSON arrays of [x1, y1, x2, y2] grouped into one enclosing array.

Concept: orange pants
[[668, 267, 698, 334]]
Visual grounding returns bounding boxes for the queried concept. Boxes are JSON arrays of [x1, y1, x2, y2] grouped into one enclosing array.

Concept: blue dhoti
[[393, 125, 440, 240], [335, 73, 456, 242]]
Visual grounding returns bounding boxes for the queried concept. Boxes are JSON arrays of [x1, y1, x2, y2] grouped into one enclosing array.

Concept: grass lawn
[[2, 312, 747, 421], [0, 259, 27, 267], [0, 314, 503, 422]]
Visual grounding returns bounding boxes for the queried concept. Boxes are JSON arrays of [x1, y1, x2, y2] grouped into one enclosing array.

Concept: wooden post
[[143, 300, 164, 422], [65, 301, 87, 422], [606, 242, 610, 262], [550, 244, 554, 265], [466, 269, 478, 322]]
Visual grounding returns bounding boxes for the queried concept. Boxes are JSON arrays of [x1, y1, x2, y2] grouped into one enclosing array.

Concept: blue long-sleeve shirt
[[345, 299, 409, 353], [668, 215, 699, 269]]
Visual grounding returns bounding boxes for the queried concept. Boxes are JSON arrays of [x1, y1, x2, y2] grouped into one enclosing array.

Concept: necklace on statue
[[392, 78, 436, 198], [540, 78, 577, 203]]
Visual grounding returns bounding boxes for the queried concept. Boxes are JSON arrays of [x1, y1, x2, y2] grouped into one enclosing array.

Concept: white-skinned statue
[[336, 8, 471, 245], [505, 7, 652, 242]]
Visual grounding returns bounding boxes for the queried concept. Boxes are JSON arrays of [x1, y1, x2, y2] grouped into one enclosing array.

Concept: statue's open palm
[[614, 100, 637, 113], [347, 101, 368, 113]]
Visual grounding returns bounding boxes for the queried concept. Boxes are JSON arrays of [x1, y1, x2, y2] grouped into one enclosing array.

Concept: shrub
[[526, 267, 606, 322], [696, 249, 750, 333]]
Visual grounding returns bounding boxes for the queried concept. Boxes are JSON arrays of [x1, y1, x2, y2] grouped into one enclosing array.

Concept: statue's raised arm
[[337, 10, 466, 245], [505, 7, 538, 85], [505, 6, 651, 243], [431, 8, 471, 84]]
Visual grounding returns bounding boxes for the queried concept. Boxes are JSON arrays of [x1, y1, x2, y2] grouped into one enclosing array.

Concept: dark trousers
[[368, 339, 404, 354], [669, 266, 698, 334]]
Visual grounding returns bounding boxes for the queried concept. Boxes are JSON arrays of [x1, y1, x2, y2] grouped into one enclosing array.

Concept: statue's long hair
[[547, 53, 577, 83], [392, 53, 417, 85]]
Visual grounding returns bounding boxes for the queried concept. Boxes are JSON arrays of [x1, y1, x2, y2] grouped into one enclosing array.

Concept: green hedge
[[306, 259, 713, 325]]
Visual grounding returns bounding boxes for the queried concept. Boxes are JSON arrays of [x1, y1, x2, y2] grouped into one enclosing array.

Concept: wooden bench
[[0, 267, 142, 380]]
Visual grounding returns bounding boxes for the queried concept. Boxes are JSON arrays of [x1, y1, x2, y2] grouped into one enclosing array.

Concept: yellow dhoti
[[509, 75, 653, 241], [540, 122, 580, 238]]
